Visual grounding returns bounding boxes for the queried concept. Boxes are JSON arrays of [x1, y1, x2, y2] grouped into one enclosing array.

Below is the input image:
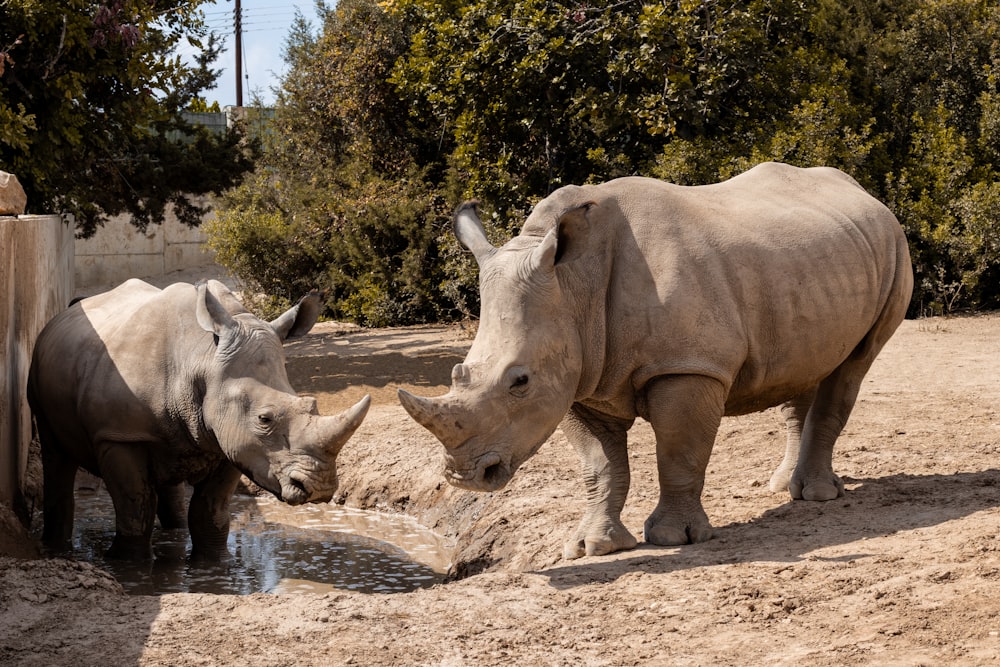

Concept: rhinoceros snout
[[279, 476, 310, 506], [279, 472, 337, 506], [445, 451, 511, 491]]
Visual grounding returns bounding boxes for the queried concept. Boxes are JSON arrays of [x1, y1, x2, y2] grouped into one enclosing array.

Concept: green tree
[[391, 0, 829, 226], [210, 0, 1000, 321], [207, 1, 458, 325], [0, 0, 256, 236], [873, 0, 1000, 312], [395, 0, 1000, 314]]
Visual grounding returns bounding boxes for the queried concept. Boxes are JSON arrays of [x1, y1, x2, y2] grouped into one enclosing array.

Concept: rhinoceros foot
[[563, 517, 638, 560], [643, 503, 713, 546], [768, 464, 795, 495], [106, 534, 154, 561], [788, 472, 844, 501]]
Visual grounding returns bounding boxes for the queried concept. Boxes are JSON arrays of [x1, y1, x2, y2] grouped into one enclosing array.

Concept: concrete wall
[[0, 215, 75, 519], [75, 198, 218, 293]]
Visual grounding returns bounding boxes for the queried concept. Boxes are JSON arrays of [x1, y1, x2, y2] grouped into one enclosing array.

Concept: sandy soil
[[2, 312, 999, 666]]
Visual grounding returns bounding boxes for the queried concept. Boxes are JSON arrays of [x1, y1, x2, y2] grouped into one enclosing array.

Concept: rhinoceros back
[[541, 163, 912, 417], [28, 280, 211, 469]]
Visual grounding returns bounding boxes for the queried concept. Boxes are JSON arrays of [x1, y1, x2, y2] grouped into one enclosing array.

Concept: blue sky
[[176, 0, 324, 107]]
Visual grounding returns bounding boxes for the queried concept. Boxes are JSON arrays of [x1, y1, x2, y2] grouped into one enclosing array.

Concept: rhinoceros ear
[[530, 202, 594, 271], [271, 290, 322, 341], [453, 201, 497, 264], [204, 279, 248, 315], [196, 282, 236, 337]]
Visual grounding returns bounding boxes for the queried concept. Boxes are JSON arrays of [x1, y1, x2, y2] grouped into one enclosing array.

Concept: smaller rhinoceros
[[28, 279, 370, 560]]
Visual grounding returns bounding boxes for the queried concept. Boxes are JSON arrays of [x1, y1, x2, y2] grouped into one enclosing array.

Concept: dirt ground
[[2, 311, 999, 666]]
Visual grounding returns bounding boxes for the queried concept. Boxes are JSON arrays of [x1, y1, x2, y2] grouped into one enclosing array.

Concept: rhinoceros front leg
[[97, 443, 157, 560], [643, 375, 725, 546], [188, 462, 242, 561], [561, 404, 637, 559], [769, 388, 818, 494]]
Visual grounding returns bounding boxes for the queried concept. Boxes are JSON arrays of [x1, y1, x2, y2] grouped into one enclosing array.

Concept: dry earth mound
[[1, 315, 998, 665]]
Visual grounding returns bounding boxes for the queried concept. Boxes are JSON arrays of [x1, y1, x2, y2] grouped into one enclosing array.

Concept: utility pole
[[234, 0, 243, 107]]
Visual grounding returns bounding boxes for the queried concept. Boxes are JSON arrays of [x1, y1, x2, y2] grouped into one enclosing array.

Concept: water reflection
[[67, 488, 449, 596]]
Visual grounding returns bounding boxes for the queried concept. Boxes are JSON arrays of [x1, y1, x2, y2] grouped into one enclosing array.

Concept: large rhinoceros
[[28, 279, 370, 560], [399, 162, 913, 560]]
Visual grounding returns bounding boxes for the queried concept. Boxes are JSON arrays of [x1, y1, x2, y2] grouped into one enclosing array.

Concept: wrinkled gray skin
[[28, 279, 370, 560], [399, 162, 913, 560]]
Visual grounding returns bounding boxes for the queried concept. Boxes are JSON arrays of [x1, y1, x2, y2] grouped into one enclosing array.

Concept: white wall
[[75, 197, 220, 293]]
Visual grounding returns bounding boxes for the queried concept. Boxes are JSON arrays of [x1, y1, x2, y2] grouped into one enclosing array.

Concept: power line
[[176, 0, 323, 105], [235, 0, 242, 106]]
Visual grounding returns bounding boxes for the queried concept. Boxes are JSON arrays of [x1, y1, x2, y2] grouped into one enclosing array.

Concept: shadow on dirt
[[284, 325, 472, 359], [539, 469, 1000, 589], [285, 351, 466, 395]]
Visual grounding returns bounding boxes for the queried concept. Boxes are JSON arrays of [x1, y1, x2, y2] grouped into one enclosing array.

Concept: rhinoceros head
[[399, 200, 592, 491], [196, 282, 370, 505]]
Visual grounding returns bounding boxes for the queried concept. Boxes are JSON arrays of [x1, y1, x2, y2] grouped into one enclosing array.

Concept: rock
[[0, 171, 27, 215], [0, 502, 39, 559]]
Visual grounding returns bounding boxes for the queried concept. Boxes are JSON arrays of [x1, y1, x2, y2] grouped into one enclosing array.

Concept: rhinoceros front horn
[[397, 389, 461, 446], [397, 388, 436, 427], [322, 394, 371, 451]]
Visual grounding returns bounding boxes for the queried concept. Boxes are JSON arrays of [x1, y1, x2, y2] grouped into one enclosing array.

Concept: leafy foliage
[[212, 0, 1000, 322], [0, 0, 256, 236], [208, 1, 460, 325], [207, 158, 454, 325], [874, 0, 1000, 313]]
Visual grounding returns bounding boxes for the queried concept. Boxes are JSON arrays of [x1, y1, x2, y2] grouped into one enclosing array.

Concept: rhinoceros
[[398, 162, 913, 559], [28, 279, 370, 560]]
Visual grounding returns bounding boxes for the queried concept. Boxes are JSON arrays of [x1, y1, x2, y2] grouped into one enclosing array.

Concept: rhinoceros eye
[[505, 365, 531, 397], [509, 373, 529, 397], [257, 413, 275, 427]]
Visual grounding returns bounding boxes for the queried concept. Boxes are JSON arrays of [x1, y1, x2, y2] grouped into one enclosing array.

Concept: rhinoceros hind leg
[[788, 387, 848, 503], [156, 482, 188, 529], [791, 282, 908, 501], [789, 346, 888, 501], [643, 375, 725, 546], [39, 426, 78, 552], [769, 388, 818, 494], [561, 405, 637, 560], [98, 442, 156, 559], [786, 390, 849, 503], [785, 377, 851, 502]]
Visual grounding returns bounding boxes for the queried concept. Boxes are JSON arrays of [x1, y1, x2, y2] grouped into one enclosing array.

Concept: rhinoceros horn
[[320, 394, 372, 452], [397, 389, 466, 447]]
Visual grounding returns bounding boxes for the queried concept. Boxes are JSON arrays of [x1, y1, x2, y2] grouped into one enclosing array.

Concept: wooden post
[[234, 0, 243, 107]]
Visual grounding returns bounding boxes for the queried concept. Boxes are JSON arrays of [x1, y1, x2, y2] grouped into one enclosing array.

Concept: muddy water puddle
[[64, 488, 450, 596]]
